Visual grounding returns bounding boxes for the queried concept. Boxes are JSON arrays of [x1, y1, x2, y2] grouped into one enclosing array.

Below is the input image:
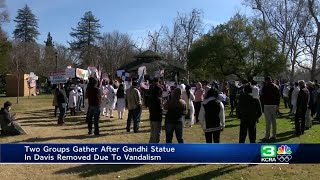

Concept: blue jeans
[[127, 106, 141, 132], [58, 103, 66, 124], [165, 122, 184, 143], [86, 106, 101, 134], [77, 96, 83, 111]]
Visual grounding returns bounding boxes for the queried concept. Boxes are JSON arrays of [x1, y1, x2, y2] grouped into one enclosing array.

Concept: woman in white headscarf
[[68, 84, 77, 116], [181, 84, 195, 127]]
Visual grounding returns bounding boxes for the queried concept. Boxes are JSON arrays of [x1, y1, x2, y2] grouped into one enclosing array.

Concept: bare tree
[[303, 0, 320, 81], [98, 31, 136, 78], [0, 0, 9, 26], [9, 42, 40, 103], [147, 26, 164, 53], [244, 0, 307, 81], [174, 9, 204, 68]]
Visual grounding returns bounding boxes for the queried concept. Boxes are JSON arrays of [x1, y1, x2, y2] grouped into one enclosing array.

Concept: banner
[[76, 68, 89, 80], [50, 72, 67, 84], [0, 144, 319, 164], [65, 68, 75, 78]]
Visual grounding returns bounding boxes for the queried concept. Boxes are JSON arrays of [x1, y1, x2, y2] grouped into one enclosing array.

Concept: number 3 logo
[[261, 145, 276, 158]]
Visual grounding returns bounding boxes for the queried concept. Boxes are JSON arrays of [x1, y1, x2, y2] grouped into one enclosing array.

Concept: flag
[[137, 69, 145, 87], [96, 64, 103, 87]]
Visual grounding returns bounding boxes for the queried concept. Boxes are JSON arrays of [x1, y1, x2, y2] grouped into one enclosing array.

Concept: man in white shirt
[[282, 83, 290, 109], [250, 80, 260, 99]]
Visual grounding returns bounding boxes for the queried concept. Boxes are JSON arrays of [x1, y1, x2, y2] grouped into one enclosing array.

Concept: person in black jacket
[[295, 81, 310, 136], [237, 85, 262, 143], [56, 83, 68, 125], [148, 78, 163, 143]]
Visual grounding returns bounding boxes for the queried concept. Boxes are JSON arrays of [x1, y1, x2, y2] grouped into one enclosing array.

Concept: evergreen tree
[[44, 32, 54, 47], [69, 11, 101, 66], [13, 4, 39, 42], [0, 29, 11, 73]]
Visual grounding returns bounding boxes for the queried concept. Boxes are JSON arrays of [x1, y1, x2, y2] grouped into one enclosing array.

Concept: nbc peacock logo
[[276, 145, 292, 163]]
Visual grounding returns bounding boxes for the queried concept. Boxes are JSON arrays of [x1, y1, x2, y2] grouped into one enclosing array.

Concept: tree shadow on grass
[[181, 165, 251, 180], [10, 129, 150, 143], [128, 165, 203, 180], [225, 118, 238, 122], [225, 124, 239, 128], [258, 130, 296, 143], [55, 164, 142, 178]]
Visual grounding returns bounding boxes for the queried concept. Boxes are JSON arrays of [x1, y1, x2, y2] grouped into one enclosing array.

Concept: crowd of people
[[1, 75, 320, 145]]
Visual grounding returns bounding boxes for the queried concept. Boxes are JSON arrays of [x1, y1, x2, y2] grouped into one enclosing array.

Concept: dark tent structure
[[118, 50, 185, 80]]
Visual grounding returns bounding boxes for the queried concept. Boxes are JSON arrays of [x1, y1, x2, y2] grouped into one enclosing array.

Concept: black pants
[[295, 110, 306, 134], [205, 131, 220, 143], [194, 102, 202, 123], [283, 97, 289, 109], [239, 122, 256, 143], [127, 106, 141, 132], [230, 96, 237, 113], [70, 107, 76, 116], [54, 106, 58, 117]]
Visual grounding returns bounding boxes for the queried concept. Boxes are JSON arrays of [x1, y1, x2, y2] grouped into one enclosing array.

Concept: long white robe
[[68, 90, 77, 108]]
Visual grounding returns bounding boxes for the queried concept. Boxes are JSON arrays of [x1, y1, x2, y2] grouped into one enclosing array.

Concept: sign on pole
[[50, 72, 67, 84], [253, 76, 265, 82]]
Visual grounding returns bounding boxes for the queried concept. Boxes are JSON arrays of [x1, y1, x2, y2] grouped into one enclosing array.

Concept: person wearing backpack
[[199, 88, 225, 143], [237, 84, 262, 143]]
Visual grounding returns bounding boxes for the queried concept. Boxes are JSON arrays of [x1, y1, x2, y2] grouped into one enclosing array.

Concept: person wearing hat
[[237, 84, 262, 143]]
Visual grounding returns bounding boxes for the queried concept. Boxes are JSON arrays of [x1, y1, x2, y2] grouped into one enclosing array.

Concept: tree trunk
[[311, 30, 320, 81], [16, 73, 20, 104], [290, 63, 295, 82]]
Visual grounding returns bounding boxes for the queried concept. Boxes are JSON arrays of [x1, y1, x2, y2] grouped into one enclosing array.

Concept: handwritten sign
[[50, 72, 67, 84], [65, 68, 75, 78]]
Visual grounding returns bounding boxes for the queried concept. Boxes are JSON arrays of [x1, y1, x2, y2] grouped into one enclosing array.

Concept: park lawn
[[0, 95, 320, 180]]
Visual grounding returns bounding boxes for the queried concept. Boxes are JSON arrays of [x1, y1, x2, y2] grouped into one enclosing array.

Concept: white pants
[[118, 109, 125, 119]]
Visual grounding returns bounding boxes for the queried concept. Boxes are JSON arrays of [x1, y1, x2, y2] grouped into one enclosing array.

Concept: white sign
[[76, 68, 89, 80], [65, 68, 75, 78], [50, 72, 67, 84], [253, 76, 265, 82]]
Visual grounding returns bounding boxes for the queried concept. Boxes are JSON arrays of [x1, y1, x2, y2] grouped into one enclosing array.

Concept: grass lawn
[[0, 95, 320, 180]]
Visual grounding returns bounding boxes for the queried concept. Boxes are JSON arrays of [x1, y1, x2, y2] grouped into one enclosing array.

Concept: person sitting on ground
[[0, 101, 27, 135]]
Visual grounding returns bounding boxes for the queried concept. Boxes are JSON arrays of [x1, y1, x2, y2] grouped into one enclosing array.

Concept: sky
[[2, 0, 251, 46]]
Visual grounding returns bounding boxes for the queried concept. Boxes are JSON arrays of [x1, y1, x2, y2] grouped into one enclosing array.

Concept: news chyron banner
[[0, 144, 319, 164]]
